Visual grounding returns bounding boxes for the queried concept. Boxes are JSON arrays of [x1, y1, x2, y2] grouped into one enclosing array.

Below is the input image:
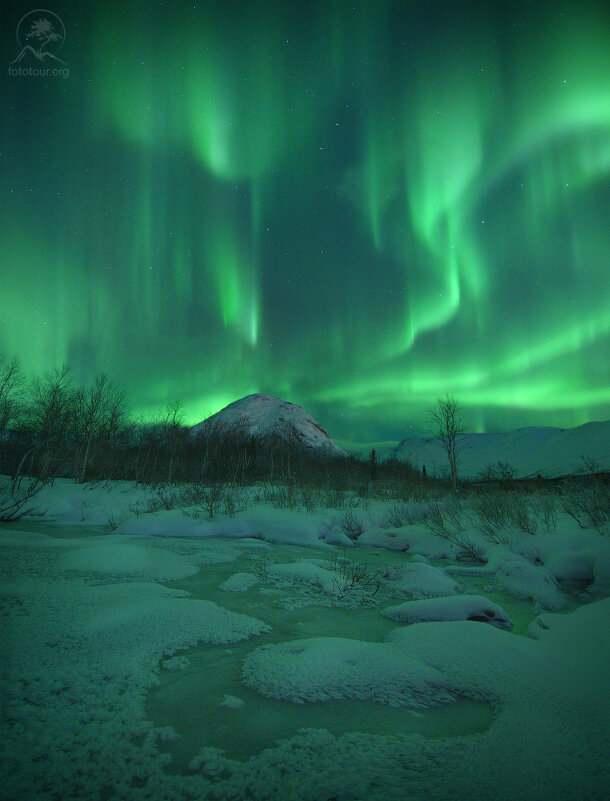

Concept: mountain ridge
[[190, 394, 348, 457], [394, 420, 610, 479]]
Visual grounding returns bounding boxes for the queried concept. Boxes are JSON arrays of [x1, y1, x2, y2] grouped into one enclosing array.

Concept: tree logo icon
[[11, 9, 66, 65]]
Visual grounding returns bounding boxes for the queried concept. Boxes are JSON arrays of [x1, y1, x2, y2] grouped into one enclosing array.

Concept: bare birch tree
[[72, 373, 127, 482], [429, 394, 465, 491], [0, 354, 24, 435]]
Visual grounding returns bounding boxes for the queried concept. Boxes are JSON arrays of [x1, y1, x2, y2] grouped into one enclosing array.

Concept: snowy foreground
[[1, 479, 609, 801]]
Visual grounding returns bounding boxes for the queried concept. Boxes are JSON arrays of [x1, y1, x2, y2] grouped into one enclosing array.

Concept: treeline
[[0, 355, 419, 489]]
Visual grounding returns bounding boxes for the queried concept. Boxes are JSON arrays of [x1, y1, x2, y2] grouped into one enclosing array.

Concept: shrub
[[323, 552, 384, 602], [539, 495, 557, 532], [182, 480, 228, 520], [453, 532, 487, 563], [423, 500, 450, 537], [299, 485, 320, 514], [324, 488, 347, 509], [262, 482, 300, 510], [327, 509, 365, 541], [477, 461, 516, 481], [506, 493, 538, 535], [561, 481, 609, 535], [0, 473, 50, 523], [220, 485, 249, 517], [157, 488, 181, 510], [105, 510, 128, 531], [471, 491, 513, 544], [380, 501, 427, 528], [249, 554, 273, 583]]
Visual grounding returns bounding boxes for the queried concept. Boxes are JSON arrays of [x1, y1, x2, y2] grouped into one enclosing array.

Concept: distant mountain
[[190, 394, 348, 457], [395, 421, 610, 479]]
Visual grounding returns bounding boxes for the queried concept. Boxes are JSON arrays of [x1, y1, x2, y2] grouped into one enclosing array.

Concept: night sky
[[1, 0, 609, 442]]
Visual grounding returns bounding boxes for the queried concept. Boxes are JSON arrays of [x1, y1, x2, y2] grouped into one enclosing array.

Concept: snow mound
[[26, 478, 159, 526], [0, 556, 270, 801], [190, 393, 347, 457], [2, 521, 609, 801], [360, 528, 455, 559], [269, 561, 338, 594], [241, 636, 457, 708], [381, 595, 514, 629], [162, 655, 190, 671], [219, 572, 260, 592], [118, 505, 331, 548], [220, 694, 245, 709], [495, 558, 567, 610], [58, 538, 199, 582], [383, 562, 459, 598], [546, 550, 596, 587], [232, 601, 610, 800], [590, 547, 610, 595], [358, 527, 410, 551]]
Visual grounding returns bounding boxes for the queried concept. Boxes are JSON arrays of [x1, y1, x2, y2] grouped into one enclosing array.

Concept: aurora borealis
[[1, 0, 609, 442]]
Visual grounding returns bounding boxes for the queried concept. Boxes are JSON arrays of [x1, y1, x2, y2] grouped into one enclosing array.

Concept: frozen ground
[[1, 478, 609, 800]]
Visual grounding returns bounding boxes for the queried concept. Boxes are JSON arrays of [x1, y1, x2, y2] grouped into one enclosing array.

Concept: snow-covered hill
[[190, 394, 347, 457], [395, 420, 610, 479]]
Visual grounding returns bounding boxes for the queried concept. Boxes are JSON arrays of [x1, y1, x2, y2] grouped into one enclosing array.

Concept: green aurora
[[1, 0, 609, 441]]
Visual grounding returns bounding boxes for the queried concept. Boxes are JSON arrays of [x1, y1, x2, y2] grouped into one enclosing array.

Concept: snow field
[[1, 476, 609, 800]]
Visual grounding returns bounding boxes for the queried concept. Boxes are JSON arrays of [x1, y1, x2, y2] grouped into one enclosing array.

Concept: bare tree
[[72, 373, 127, 483], [28, 366, 75, 441], [0, 354, 24, 435], [161, 400, 184, 484], [0, 456, 51, 523], [429, 394, 465, 491]]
